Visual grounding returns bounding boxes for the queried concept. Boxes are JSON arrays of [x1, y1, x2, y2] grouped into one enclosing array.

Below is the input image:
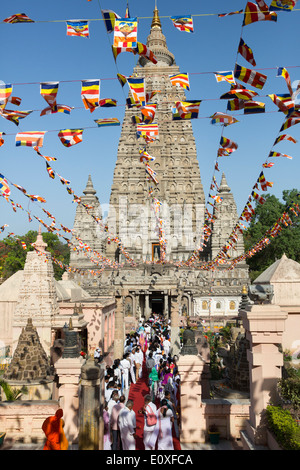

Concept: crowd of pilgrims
[[101, 313, 180, 451]]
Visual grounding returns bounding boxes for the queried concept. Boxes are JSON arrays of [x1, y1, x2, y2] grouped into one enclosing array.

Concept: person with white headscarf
[[118, 399, 137, 450], [152, 399, 174, 450], [120, 353, 131, 391]]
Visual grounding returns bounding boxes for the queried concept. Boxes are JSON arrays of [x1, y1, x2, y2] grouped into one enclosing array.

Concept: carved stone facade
[[69, 8, 250, 328]]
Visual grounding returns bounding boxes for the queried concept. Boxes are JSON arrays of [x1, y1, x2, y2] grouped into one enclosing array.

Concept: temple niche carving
[[69, 7, 249, 326]]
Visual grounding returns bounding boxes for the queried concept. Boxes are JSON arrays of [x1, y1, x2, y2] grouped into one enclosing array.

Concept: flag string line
[[6, 66, 300, 86], [1, 9, 300, 24], [0, 110, 282, 137]]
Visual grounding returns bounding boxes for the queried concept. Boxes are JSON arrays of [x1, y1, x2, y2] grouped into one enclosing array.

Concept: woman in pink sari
[[139, 330, 147, 353], [103, 402, 112, 450]]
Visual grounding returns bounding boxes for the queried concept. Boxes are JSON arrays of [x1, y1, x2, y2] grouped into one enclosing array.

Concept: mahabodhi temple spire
[[106, 6, 206, 263]]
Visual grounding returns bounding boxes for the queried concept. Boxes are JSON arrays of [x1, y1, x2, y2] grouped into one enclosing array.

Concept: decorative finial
[[151, 5, 161, 28], [32, 225, 47, 253], [242, 285, 247, 295]]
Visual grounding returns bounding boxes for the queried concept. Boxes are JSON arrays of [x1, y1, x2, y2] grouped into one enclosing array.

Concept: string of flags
[[184, 2, 300, 270], [180, 0, 300, 267]]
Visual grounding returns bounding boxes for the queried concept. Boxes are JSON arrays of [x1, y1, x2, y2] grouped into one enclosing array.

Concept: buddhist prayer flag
[[277, 67, 293, 96], [220, 136, 238, 152], [40, 104, 73, 116], [269, 151, 293, 159], [258, 171, 273, 191], [3, 13, 34, 23], [210, 194, 223, 203], [220, 88, 259, 101], [238, 39, 256, 67], [170, 15, 194, 33], [251, 190, 266, 205], [234, 64, 267, 89], [0, 174, 10, 197], [135, 42, 158, 64], [101, 9, 120, 33], [243, 2, 277, 25], [94, 118, 120, 127], [81, 79, 100, 112], [117, 73, 127, 87], [56, 173, 71, 185], [0, 109, 33, 125], [270, 0, 298, 11], [268, 93, 294, 114], [210, 112, 238, 126], [8, 96, 21, 106], [141, 103, 157, 123], [40, 82, 59, 111], [58, 129, 83, 147], [26, 194, 46, 203], [145, 164, 158, 184], [244, 100, 265, 114], [12, 183, 27, 194], [274, 134, 297, 145], [136, 123, 159, 142], [66, 20, 89, 38], [33, 146, 57, 162], [139, 149, 155, 163], [218, 10, 243, 17], [46, 162, 55, 179], [214, 71, 235, 84], [280, 117, 300, 131], [0, 83, 13, 109], [263, 162, 275, 168], [174, 100, 201, 119], [227, 99, 245, 111], [169, 73, 190, 90], [127, 77, 146, 107], [15, 131, 46, 147], [113, 17, 138, 49], [0, 132, 5, 147], [99, 98, 117, 107]]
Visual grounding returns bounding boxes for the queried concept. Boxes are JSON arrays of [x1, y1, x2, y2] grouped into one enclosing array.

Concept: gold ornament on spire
[[151, 6, 161, 29]]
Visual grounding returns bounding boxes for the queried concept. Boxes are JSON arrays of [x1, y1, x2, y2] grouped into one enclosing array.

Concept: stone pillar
[[241, 304, 288, 446], [55, 355, 84, 445], [177, 354, 205, 443], [114, 292, 124, 360], [170, 291, 181, 356], [78, 357, 102, 450]]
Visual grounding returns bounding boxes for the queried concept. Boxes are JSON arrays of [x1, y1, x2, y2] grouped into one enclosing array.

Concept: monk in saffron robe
[[42, 408, 68, 450]]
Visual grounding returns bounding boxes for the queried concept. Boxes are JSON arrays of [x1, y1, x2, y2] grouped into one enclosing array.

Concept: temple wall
[[0, 400, 60, 445], [58, 300, 115, 356], [202, 399, 250, 441]]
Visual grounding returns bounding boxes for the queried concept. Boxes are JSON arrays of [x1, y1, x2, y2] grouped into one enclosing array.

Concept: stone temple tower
[[70, 175, 105, 273], [70, 7, 249, 327], [106, 7, 206, 263]]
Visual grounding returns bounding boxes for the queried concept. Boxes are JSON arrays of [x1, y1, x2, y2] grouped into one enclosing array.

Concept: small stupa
[[3, 318, 53, 400]]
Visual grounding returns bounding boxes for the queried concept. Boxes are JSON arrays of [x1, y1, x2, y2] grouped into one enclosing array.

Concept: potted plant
[[208, 424, 220, 444]]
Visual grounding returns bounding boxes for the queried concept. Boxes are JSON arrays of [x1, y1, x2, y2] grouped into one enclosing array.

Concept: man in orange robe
[[42, 409, 68, 450]]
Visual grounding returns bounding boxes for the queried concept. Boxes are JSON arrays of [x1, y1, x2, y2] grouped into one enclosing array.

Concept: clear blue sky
[[0, 0, 300, 240]]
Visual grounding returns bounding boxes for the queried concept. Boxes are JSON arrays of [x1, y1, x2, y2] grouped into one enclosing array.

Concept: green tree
[[0, 230, 70, 281], [243, 189, 300, 281]]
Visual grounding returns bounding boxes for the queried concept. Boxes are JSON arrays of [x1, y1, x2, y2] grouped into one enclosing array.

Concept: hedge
[[266, 405, 300, 450]]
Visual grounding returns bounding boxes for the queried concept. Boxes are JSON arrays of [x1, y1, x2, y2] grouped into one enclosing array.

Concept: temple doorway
[[150, 294, 164, 316]]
